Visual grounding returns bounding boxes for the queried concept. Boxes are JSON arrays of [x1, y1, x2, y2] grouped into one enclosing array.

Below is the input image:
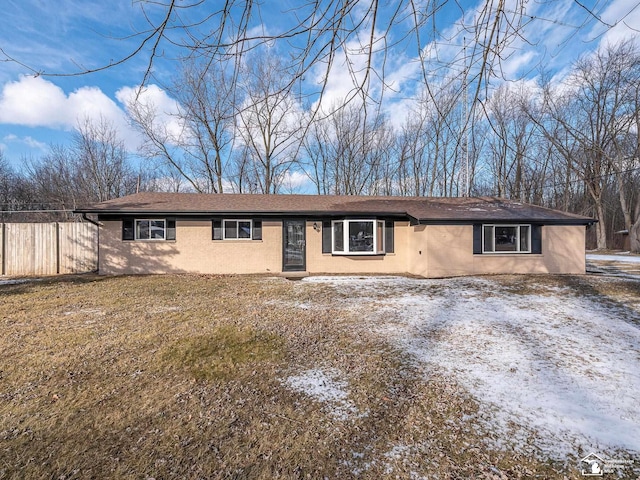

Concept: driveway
[[587, 252, 640, 279]]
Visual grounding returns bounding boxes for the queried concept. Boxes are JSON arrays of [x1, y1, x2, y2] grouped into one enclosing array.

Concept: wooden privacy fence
[[0, 222, 98, 276]]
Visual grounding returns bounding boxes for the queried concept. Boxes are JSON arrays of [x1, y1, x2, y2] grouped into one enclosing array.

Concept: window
[[223, 219, 252, 240], [482, 224, 531, 253], [136, 219, 166, 240], [212, 219, 261, 240], [331, 219, 385, 254], [123, 219, 175, 241]]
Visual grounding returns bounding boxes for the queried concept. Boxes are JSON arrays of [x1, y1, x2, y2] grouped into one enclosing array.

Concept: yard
[[1, 272, 639, 479]]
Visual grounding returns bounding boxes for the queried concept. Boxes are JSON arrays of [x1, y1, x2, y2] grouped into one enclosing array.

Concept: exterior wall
[[306, 220, 410, 274], [99, 219, 586, 277], [407, 224, 586, 277], [99, 220, 282, 275]]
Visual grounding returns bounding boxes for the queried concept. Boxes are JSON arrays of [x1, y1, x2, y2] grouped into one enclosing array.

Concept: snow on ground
[[587, 254, 640, 264], [303, 275, 640, 458], [0, 278, 28, 285], [283, 368, 363, 420]]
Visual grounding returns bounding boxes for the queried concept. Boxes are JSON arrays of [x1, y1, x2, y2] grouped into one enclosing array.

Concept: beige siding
[[99, 220, 282, 275], [407, 224, 586, 277], [98, 219, 586, 277]]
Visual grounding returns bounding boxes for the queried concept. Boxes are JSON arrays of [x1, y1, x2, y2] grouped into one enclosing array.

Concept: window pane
[[520, 225, 530, 252], [136, 220, 149, 240], [238, 221, 251, 239], [150, 220, 165, 239], [225, 220, 237, 239], [349, 221, 373, 252], [483, 226, 494, 252], [333, 222, 344, 252], [495, 226, 517, 252]]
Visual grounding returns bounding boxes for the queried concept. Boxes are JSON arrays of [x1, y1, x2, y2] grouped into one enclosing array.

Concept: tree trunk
[[630, 220, 640, 253], [614, 169, 633, 230], [594, 198, 608, 250], [630, 194, 640, 253]]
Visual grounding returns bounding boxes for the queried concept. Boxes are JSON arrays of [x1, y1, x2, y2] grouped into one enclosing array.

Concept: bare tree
[[28, 118, 137, 210], [170, 60, 236, 193], [302, 101, 393, 195], [232, 54, 304, 194], [486, 84, 544, 201], [72, 116, 136, 202], [526, 41, 640, 249]]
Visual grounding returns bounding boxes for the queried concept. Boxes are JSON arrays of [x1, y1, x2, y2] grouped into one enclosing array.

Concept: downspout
[[81, 213, 100, 226]]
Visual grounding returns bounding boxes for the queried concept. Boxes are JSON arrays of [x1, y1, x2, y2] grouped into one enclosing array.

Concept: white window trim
[[331, 219, 385, 255], [222, 219, 253, 240], [135, 218, 166, 241], [482, 224, 531, 254]]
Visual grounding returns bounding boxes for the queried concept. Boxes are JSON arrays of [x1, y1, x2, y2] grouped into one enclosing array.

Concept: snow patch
[[305, 275, 640, 458], [283, 368, 362, 420], [587, 254, 640, 264], [0, 279, 29, 285]]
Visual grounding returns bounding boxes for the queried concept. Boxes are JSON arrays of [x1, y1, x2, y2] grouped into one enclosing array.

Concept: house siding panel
[[99, 219, 282, 275], [98, 219, 586, 277], [407, 224, 586, 277]]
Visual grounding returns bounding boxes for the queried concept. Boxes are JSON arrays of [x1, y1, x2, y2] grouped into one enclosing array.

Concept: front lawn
[[1, 274, 639, 479]]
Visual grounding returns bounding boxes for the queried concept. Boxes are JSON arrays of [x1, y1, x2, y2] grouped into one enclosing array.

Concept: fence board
[[1, 222, 98, 276], [59, 222, 98, 274]]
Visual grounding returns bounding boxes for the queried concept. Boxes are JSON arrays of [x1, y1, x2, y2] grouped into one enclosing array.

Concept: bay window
[[332, 219, 385, 254]]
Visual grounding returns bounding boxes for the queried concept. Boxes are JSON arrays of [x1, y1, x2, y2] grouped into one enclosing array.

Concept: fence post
[[56, 222, 60, 275]]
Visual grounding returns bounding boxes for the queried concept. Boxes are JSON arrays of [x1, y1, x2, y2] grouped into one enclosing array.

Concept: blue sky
[[1, 0, 639, 172]]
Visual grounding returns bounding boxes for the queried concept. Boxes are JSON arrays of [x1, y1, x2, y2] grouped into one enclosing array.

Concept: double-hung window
[[123, 218, 176, 241], [136, 219, 166, 240], [483, 224, 531, 253], [223, 219, 252, 240], [331, 219, 385, 255], [212, 219, 262, 241]]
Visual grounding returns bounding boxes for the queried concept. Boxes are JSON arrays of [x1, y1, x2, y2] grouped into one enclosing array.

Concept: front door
[[283, 220, 306, 271]]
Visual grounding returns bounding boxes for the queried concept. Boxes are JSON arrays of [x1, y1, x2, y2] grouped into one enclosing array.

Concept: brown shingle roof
[[76, 192, 595, 224]]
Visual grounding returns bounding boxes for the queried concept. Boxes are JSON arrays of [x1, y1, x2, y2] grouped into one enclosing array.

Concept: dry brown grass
[[0, 274, 630, 479]]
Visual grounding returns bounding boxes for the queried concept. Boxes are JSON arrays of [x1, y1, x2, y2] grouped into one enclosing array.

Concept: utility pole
[[461, 37, 470, 197]]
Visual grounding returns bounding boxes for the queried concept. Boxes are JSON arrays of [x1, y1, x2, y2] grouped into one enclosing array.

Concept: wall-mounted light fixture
[[313, 222, 320, 232]]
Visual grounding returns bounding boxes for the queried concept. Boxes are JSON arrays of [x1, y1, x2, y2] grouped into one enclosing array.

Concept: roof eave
[[79, 209, 411, 218]]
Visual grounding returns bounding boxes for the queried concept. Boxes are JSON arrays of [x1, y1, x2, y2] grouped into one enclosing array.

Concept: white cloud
[[0, 76, 123, 129], [279, 169, 312, 193], [596, 0, 640, 47], [0, 76, 143, 150], [2, 134, 47, 151], [116, 84, 184, 142]]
